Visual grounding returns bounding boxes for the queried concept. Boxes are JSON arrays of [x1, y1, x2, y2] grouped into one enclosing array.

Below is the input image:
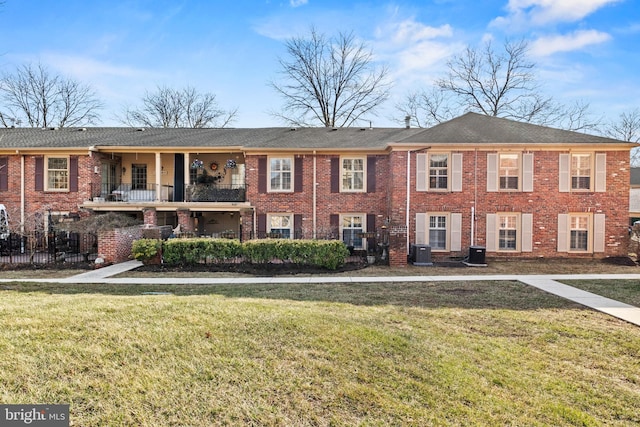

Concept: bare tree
[[271, 28, 391, 128], [396, 39, 599, 131], [121, 86, 237, 128], [0, 63, 102, 128], [604, 109, 640, 165]]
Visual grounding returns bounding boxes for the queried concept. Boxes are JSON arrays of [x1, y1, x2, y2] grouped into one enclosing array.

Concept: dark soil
[[0, 262, 95, 271], [601, 256, 638, 266], [135, 260, 369, 276]]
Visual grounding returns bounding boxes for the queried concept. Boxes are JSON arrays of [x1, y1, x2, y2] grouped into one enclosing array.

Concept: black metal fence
[[0, 231, 98, 264]]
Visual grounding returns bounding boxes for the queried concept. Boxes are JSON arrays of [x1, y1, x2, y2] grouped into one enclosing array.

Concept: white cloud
[[530, 29, 612, 56], [289, 0, 308, 7], [492, 0, 622, 28], [373, 18, 458, 86]]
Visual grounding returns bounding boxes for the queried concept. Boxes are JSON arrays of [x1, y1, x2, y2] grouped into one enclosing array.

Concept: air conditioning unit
[[410, 244, 433, 266]]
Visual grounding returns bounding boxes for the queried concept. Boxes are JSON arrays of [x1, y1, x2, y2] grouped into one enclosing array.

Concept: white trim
[[267, 156, 294, 193], [339, 156, 367, 193], [44, 155, 70, 192]]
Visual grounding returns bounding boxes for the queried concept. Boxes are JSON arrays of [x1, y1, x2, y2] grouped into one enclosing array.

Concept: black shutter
[[69, 156, 78, 192], [294, 157, 303, 193], [330, 157, 339, 193], [330, 214, 340, 240], [0, 157, 8, 191], [174, 153, 184, 202], [367, 156, 376, 193], [35, 156, 44, 191], [367, 214, 376, 234], [294, 214, 303, 239], [258, 157, 267, 194], [257, 214, 267, 238]]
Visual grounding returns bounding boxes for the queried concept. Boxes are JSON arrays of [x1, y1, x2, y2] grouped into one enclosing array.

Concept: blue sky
[[1, 0, 638, 128]]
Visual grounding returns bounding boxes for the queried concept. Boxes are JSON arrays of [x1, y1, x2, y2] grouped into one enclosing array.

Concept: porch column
[[184, 153, 191, 186], [177, 209, 194, 233], [155, 152, 162, 201], [143, 207, 157, 226]]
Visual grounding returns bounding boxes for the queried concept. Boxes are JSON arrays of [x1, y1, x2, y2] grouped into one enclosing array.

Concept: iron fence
[[0, 231, 98, 264]]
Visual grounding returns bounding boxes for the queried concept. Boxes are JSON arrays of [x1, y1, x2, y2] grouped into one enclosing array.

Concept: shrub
[[132, 239, 162, 264], [162, 238, 242, 266], [243, 239, 349, 270]]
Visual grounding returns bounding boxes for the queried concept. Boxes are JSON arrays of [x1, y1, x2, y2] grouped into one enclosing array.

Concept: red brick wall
[[98, 226, 143, 264], [398, 149, 630, 260]]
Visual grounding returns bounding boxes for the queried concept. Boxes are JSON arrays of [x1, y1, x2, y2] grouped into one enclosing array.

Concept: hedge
[[133, 238, 350, 270]]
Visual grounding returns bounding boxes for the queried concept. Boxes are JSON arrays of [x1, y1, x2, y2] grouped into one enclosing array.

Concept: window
[[341, 214, 365, 249], [498, 214, 518, 251], [499, 154, 519, 190], [268, 214, 292, 239], [269, 157, 292, 192], [571, 154, 591, 190], [341, 158, 365, 192], [570, 215, 589, 251], [429, 215, 447, 250], [46, 157, 69, 191], [131, 164, 147, 190], [429, 154, 448, 190]]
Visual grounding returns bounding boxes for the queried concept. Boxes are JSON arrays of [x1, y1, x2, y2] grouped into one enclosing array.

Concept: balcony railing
[[185, 184, 246, 202], [92, 183, 246, 203]]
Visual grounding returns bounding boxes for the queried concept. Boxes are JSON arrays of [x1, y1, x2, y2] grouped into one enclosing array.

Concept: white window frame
[[428, 213, 449, 251], [569, 214, 591, 253], [557, 213, 605, 253], [340, 157, 366, 192], [416, 212, 462, 252], [571, 153, 592, 191], [487, 213, 533, 253], [268, 157, 293, 193], [497, 213, 520, 252], [428, 153, 449, 191], [498, 153, 520, 191], [340, 213, 366, 249], [45, 155, 70, 192], [267, 213, 293, 239]]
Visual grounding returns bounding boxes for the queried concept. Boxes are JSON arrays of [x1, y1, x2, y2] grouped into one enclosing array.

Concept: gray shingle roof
[[0, 112, 629, 151], [399, 112, 626, 144], [0, 126, 424, 150]]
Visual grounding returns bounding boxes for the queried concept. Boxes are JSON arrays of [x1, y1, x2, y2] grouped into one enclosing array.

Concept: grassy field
[[1, 280, 639, 426]]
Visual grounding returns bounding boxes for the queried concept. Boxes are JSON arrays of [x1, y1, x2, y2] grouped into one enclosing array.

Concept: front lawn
[[1, 281, 639, 426]]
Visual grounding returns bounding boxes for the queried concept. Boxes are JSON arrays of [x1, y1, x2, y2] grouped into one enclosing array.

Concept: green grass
[[562, 279, 640, 307], [1, 281, 639, 426]]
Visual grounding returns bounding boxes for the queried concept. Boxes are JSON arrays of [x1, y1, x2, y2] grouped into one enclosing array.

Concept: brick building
[[0, 113, 633, 266]]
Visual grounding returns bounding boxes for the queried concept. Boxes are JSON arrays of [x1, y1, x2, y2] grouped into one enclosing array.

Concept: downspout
[[406, 149, 411, 253], [20, 154, 25, 234], [473, 148, 478, 246], [313, 150, 317, 239]]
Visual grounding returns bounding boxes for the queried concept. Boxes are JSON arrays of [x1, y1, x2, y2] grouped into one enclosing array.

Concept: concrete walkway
[[4, 260, 640, 327]]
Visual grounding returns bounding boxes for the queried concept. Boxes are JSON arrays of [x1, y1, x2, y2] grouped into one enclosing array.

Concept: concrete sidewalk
[[5, 260, 640, 327]]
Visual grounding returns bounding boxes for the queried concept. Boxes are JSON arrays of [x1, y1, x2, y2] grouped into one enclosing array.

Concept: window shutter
[[294, 157, 303, 193], [595, 153, 606, 192], [487, 153, 498, 192], [451, 213, 462, 252], [69, 156, 78, 192], [330, 214, 340, 239], [367, 214, 376, 234], [557, 214, 568, 252], [559, 154, 569, 192], [35, 156, 44, 191], [415, 213, 427, 244], [0, 157, 8, 191], [257, 214, 267, 238], [416, 153, 427, 191], [486, 214, 496, 252], [521, 213, 533, 252], [594, 213, 605, 252], [258, 157, 267, 194], [294, 214, 303, 239], [522, 153, 534, 192], [367, 156, 376, 193], [451, 153, 463, 192], [330, 157, 340, 193]]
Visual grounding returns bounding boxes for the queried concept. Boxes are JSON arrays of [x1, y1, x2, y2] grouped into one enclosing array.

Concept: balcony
[[92, 183, 246, 203], [185, 184, 247, 202]]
